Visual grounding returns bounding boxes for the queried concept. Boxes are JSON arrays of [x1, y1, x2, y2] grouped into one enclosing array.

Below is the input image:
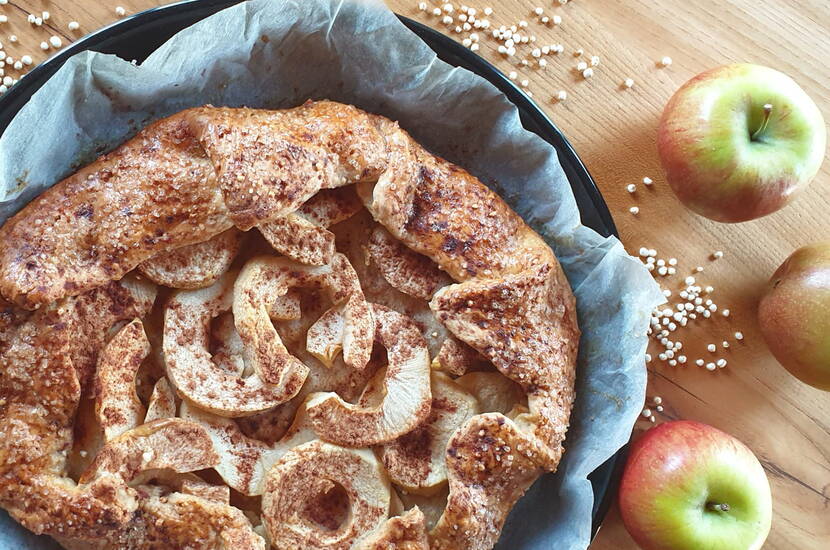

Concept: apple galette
[[0, 100, 578, 550]]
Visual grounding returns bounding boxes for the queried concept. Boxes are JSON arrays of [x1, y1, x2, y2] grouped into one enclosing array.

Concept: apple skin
[[657, 63, 826, 223], [619, 420, 772, 550], [758, 242, 830, 391]]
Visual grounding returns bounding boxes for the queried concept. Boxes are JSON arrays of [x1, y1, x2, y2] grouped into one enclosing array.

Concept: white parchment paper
[[0, 1, 664, 548]]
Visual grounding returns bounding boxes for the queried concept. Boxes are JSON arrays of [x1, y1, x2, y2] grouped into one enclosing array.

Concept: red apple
[[658, 63, 826, 223], [758, 242, 830, 391], [619, 420, 772, 550]]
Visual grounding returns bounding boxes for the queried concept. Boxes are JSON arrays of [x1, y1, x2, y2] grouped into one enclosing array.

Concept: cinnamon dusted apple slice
[[179, 400, 316, 496], [262, 440, 391, 550], [398, 488, 449, 532], [353, 507, 429, 550], [164, 271, 306, 417], [378, 372, 478, 495], [94, 319, 150, 442], [305, 301, 347, 367], [233, 254, 373, 376], [305, 305, 431, 447], [258, 187, 362, 266], [455, 372, 526, 415], [210, 312, 247, 377], [144, 377, 177, 422], [430, 414, 545, 550], [180, 478, 231, 504], [367, 226, 451, 300], [79, 418, 219, 485], [138, 228, 244, 289]]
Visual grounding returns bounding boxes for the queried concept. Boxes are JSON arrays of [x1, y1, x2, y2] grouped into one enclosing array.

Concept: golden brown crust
[[0, 113, 229, 309], [0, 101, 387, 309], [429, 415, 544, 550], [0, 279, 157, 540], [185, 102, 388, 231], [353, 507, 429, 550]]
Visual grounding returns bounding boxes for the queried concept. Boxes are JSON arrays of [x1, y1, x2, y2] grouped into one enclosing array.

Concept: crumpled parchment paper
[[0, 1, 664, 548]]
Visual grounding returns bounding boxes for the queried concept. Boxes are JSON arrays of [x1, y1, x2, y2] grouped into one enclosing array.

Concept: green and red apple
[[758, 242, 830, 391], [658, 63, 826, 223], [619, 420, 772, 550]]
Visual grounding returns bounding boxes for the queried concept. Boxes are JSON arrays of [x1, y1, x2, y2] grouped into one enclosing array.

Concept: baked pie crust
[[0, 100, 578, 549]]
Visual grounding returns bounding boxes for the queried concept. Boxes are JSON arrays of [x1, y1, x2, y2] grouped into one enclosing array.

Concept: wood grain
[[1, 1, 827, 549]]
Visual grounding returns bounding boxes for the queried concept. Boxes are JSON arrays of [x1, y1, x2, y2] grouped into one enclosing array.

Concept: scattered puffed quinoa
[[707, 344, 716, 352], [576, 61, 588, 71], [713, 250, 724, 259], [695, 359, 705, 367], [705, 362, 716, 371], [556, 90, 567, 101], [42, 11, 50, 21], [716, 359, 727, 368], [49, 36, 62, 48], [21, 55, 32, 66], [629, 206, 640, 215], [627, 184, 637, 193], [643, 176, 653, 186], [40, 41, 49, 51], [734, 332, 744, 341], [624, 78, 634, 88], [582, 67, 594, 78], [590, 55, 600, 66], [0, 15, 7, 24], [116, 6, 127, 17], [660, 56, 672, 66]]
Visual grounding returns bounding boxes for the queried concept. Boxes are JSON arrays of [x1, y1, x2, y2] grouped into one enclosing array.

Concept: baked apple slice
[[164, 271, 306, 416], [233, 254, 373, 374], [179, 400, 317, 496], [144, 377, 177, 422], [367, 226, 451, 300], [94, 319, 150, 441], [262, 440, 391, 550], [305, 305, 431, 447], [79, 418, 219, 485], [138, 228, 244, 289], [379, 372, 478, 495], [454, 371, 526, 415], [259, 187, 363, 266]]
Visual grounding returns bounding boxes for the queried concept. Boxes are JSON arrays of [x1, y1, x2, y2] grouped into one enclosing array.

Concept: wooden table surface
[[2, 1, 827, 549]]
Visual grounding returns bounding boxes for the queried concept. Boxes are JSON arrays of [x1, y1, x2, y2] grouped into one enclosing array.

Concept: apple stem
[[707, 502, 731, 512], [750, 103, 774, 142]]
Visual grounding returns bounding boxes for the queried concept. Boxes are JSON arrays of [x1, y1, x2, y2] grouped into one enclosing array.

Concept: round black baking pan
[[0, 0, 622, 543]]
